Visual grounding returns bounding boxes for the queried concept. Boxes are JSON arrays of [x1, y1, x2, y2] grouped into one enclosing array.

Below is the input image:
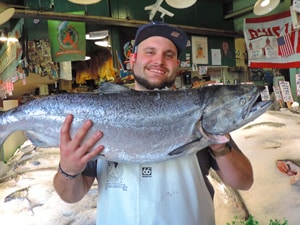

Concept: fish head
[[201, 84, 272, 135]]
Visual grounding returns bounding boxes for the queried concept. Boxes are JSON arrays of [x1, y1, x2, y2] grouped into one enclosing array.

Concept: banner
[[244, 9, 300, 68], [48, 11, 86, 62], [0, 19, 24, 81]]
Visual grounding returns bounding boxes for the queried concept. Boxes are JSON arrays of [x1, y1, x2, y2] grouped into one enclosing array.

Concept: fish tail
[[0, 112, 13, 145], [0, 128, 11, 145]]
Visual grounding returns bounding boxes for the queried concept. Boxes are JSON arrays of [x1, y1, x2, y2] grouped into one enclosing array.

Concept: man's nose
[[152, 53, 164, 64]]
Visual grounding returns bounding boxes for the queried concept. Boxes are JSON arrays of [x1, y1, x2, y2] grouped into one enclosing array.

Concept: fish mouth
[[200, 85, 273, 135], [243, 99, 273, 120], [241, 85, 273, 120]]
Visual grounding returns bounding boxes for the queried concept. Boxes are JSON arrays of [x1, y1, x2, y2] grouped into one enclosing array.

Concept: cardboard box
[[59, 79, 72, 91]]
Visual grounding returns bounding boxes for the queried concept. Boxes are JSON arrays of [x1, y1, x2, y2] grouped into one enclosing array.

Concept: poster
[[291, 0, 300, 29], [235, 38, 247, 67], [191, 36, 208, 64], [290, 6, 300, 29], [211, 49, 221, 65]]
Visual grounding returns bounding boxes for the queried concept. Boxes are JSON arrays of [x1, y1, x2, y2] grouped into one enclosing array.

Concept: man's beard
[[133, 74, 175, 90]]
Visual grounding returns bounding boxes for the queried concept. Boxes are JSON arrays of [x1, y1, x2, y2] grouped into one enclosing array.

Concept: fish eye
[[240, 98, 246, 105]]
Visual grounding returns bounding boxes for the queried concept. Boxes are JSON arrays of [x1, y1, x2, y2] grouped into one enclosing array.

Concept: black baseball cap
[[133, 21, 188, 56]]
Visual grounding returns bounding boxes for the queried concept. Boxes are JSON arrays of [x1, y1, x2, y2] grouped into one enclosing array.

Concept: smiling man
[[53, 21, 253, 225]]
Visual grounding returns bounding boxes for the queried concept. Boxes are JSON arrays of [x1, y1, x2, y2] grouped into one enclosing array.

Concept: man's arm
[[53, 114, 104, 202], [53, 172, 95, 203], [209, 135, 253, 190]]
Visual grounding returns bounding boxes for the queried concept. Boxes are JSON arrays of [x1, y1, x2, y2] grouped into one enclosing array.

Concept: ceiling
[[2, 0, 287, 20], [0, 0, 251, 33], [0, 0, 289, 98]]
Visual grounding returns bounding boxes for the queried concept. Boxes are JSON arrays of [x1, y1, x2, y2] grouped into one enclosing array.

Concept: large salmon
[[0, 83, 272, 163]]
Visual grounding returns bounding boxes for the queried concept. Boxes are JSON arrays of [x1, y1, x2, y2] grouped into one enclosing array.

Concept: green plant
[[269, 219, 288, 225], [226, 215, 288, 225], [226, 215, 258, 225]]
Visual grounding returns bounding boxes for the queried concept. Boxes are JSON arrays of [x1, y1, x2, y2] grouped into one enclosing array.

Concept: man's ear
[[129, 53, 137, 62], [129, 53, 137, 67]]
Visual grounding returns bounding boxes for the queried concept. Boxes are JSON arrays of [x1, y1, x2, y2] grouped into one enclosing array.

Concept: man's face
[[130, 36, 180, 91]]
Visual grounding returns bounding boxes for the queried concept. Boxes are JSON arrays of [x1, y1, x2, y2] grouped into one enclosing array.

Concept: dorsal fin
[[97, 82, 133, 94]]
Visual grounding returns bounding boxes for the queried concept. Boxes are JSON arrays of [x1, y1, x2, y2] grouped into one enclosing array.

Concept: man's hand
[[59, 114, 104, 176], [207, 133, 230, 152]]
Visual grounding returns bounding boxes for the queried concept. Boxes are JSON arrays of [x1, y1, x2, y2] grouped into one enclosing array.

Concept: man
[[53, 22, 253, 225]]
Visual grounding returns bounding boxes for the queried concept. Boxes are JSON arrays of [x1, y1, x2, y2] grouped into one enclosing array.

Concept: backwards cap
[[133, 21, 188, 56]]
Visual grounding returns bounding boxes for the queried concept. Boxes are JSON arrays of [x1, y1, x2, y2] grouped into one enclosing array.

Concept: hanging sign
[[48, 11, 86, 62], [244, 10, 300, 68]]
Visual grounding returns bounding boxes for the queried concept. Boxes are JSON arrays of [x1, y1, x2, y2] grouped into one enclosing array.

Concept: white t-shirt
[[96, 153, 215, 225]]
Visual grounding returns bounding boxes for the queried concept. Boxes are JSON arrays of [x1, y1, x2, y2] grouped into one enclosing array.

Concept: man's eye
[[145, 51, 154, 55], [166, 53, 175, 58]]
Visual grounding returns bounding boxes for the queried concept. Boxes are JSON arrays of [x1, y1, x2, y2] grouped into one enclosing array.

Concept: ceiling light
[[8, 37, 18, 42], [6, 32, 18, 42], [0, 2, 15, 26], [86, 30, 108, 40], [68, 0, 101, 5], [95, 40, 111, 47], [253, 0, 280, 15], [165, 0, 197, 9], [0, 31, 7, 42]]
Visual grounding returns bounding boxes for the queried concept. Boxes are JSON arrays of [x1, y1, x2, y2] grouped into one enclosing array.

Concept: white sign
[[279, 80, 294, 102], [273, 85, 283, 101], [261, 86, 271, 101], [296, 74, 300, 96]]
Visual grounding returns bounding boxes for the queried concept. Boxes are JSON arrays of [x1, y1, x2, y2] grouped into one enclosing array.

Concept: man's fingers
[[60, 114, 73, 145], [70, 119, 94, 148], [81, 144, 105, 162]]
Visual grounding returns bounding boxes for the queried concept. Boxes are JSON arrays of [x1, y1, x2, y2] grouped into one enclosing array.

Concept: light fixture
[[0, 31, 7, 42], [7, 32, 18, 43], [86, 30, 108, 40], [0, 2, 15, 26], [95, 40, 111, 47], [253, 0, 280, 16], [68, 0, 101, 5], [165, 0, 197, 9]]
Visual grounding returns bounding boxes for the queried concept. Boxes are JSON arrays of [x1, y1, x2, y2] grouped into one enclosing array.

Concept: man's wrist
[[209, 142, 232, 157], [58, 163, 80, 180]]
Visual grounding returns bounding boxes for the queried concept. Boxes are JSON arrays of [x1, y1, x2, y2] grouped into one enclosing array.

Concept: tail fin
[[0, 111, 14, 145]]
